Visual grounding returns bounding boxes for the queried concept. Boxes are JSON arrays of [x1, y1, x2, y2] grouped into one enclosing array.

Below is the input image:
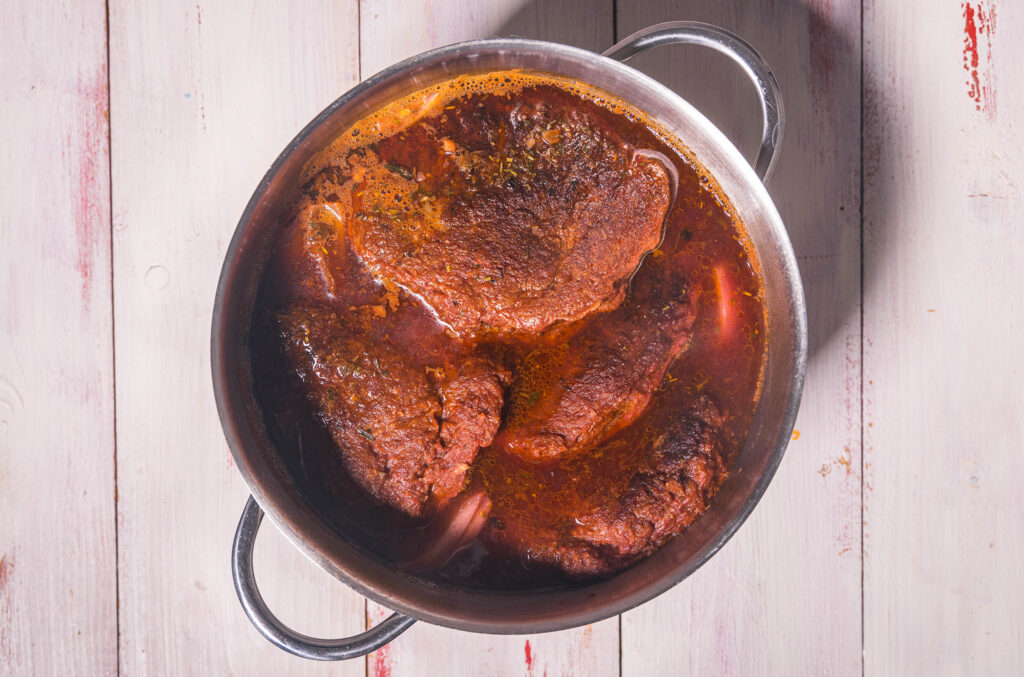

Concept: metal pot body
[[212, 22, 806, 659]]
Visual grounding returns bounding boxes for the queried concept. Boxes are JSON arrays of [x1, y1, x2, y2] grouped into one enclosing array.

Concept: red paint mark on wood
[[371, 643, 392, 677], [819, 332, 862, 559], [962, 2, 998, 116], [0, 555, 12, 592], [368, 605, 393, 677], [524, 639, 534, 674], [0, 554, 13, 663], [70, 64, 110, 311], [713, 614, 731, 672], [189, 3, 208, 132]]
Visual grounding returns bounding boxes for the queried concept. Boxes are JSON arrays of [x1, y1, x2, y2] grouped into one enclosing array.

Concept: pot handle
[[231, 496, 416, 660], [603, 21, 784, 182]]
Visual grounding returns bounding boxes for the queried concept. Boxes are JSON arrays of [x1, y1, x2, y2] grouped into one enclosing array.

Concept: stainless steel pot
[[212, 21, 806, 661]]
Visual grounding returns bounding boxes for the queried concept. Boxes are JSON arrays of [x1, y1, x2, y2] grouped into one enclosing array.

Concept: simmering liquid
[[250, 70, 765, 587]]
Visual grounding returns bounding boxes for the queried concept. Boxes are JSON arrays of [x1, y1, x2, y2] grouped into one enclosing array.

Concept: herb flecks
[[384, 162, 413, 180]]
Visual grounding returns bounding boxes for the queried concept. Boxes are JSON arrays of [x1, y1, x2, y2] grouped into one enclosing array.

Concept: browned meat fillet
[[269, 205, 510, 517], [277, 306, 508, 518], [495, 257, 699, 463], [265, 203, 382, 309], [342, 92, 672, 337], [506, 397, 726, 577]]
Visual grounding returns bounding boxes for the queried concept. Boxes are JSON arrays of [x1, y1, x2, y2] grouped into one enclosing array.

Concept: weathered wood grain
[[359, 1, 620, 674], [359, 0, 614, 77], [617, 1, 863, 674], [108, 2, 366, 674], [8, 0, 1024, 672], [0, 1, 117, 674], [863, 0, 1024, 673]]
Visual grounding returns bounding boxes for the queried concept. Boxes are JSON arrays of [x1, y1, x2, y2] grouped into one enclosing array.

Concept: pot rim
[[212, 34, 807, 635]]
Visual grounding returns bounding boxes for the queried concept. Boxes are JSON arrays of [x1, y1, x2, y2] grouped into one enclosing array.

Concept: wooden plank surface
[[616, 2, 863, 675], [6, 0, 1024, 673], [108, 2, 366, 675], [863, 0, 1024, 674], [0, 1, 117, 674], [358, 2, 621, 675]]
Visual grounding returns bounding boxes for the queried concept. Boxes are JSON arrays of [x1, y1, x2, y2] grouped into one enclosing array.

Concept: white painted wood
[[108, 2, 366, 674], [617, 1, 863, 675], [359, 0, 615, 78], [7, 0, 1024, 673], [367, 603, 619, 677], [0, 1, 117, 674], [359, 1, 621, 674], [863, 0, 1024, 674]]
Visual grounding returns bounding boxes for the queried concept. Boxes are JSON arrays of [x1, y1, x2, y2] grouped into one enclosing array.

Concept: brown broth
[[250, 70, 765, 588]]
